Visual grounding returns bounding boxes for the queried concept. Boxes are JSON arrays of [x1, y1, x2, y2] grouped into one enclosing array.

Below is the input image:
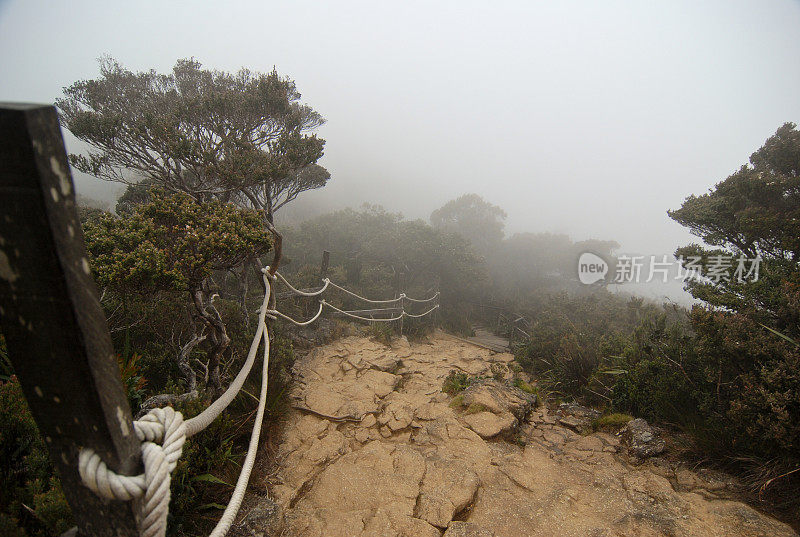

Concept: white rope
[[401, 304, 440, 318], [77, 263, 437, 537], [274, 270, 330, 297], [322, 299, 404, 322], [402, 291, 440, 303], [321, 300, 439, 322], [325, 280, 404, 304], [267, 301, 324, 326], [208, 304, 270, 537], [79, 270, 273, 537]]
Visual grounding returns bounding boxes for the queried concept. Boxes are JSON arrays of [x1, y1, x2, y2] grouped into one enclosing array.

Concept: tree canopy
[[57, 58, 328, 219]]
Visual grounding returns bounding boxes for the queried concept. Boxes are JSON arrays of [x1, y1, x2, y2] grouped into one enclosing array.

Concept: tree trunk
[[176, 331, 205, 392], [192, 287, 230, 393]]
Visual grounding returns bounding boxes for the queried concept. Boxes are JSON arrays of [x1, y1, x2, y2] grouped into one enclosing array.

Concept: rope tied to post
[[78, 407, 186, 537]]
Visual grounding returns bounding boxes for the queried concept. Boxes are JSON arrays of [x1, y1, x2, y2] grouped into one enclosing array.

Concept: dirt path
[[252, 333, 796, 537]]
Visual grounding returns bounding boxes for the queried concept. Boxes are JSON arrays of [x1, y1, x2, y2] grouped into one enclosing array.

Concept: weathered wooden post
[[0, 104, 141, 537], [319, 250, 330, 282]]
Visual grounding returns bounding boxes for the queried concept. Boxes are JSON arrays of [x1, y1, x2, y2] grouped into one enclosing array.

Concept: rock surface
[[621, 417, 667, 459], [255, 333, 797, 537]]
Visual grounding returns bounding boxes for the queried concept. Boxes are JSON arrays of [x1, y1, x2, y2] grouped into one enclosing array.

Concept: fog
[[2, 0, 799, 303]]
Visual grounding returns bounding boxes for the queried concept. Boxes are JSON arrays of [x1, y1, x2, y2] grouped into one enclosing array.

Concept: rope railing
[[324, 279, 404, 304], [77, 267, 438, 537], [272, 270, 440, 326]]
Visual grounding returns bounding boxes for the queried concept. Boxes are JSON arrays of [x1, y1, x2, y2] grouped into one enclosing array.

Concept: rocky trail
[[236, 332, 797, 537]]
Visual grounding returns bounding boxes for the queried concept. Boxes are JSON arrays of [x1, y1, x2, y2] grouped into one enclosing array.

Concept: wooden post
[[0, 104, 141, 537], [319, 250, 330, 282], [397, 270, 405, 337]]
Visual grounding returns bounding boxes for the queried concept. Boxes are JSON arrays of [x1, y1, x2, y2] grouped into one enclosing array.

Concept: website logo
[[578, 252, 608, 285]]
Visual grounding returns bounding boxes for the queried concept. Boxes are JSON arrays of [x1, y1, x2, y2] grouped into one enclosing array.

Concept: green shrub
[[464, 403, 491, 414]]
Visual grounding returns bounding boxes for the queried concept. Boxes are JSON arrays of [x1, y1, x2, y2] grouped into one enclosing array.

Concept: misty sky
[[2, 0, 799, 277]]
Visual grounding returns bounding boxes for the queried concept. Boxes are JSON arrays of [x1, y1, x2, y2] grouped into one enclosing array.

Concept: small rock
[[360, 413, 377, 428], [354, 429, 370, 443], [461, 380, 534, 423], [556, 415, 585, 432], [232, 495, 283, 537], [555, 403, 600, 433], [379, 425, 392, 438], [621, 418, 665, 459]]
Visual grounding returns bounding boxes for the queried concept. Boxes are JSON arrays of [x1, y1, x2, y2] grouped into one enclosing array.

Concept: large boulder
[[621, 418, 666, 459]]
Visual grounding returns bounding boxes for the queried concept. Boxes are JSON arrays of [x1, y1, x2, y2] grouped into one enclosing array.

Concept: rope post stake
[[0, 104, 141, 537]]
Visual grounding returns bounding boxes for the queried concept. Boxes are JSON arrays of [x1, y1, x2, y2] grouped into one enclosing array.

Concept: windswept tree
[[430, 193, 507, 255], [669, 122, 800, 327], [57, 57, 328, 226]]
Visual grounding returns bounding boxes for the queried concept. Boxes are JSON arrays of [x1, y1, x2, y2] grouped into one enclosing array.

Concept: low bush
[[0, 377, 73, 537]]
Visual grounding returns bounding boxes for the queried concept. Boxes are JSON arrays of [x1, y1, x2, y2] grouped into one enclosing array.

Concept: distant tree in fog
[[430, 193, 507, 254]]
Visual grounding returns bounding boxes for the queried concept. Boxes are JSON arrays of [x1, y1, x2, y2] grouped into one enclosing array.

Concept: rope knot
[[79, 407, 186, 537]]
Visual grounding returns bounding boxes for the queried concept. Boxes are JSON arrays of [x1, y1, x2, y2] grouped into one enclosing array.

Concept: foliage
[[513, 378, 537, 395], [491, 233, 619, 298], [441, 371, 471, 395], [0, 377, 73, 536], [514, 292, 680, 400], [117, 353, 148, 414], [83, 190, 271, 294], [166, 332, 296, 535], [83, 190, 271, 390], [657, 124, 800, 499], [58, 57, 327, 216]]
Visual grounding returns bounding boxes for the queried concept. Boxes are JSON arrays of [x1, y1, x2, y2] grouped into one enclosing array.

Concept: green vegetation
[[442, 371, 471, 395], [448, 394, 465, 409], [592, 413, 633, 431], [281, 205, 484, 336], [464, 402, 491, 414], [0, 377, 72, 537], [513, 378, 537, 395], [507, 123, 800, 516], [1, 55, 799, 534]]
